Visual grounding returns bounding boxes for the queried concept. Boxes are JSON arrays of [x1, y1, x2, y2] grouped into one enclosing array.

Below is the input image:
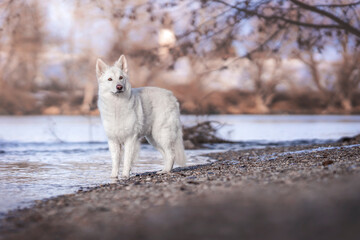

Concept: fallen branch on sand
[[182, 121, 233, 149]]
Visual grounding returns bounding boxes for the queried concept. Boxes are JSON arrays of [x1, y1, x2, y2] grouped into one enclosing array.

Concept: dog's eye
[[119, 76, 123, 80], [108, 78, 112, 81]]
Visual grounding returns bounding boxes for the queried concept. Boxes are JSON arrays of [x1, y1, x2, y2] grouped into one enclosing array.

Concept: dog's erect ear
[[96, 58, 108, 79], [115, 55, 128, 74]]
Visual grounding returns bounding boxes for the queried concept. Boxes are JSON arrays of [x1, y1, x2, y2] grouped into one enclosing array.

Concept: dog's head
[[96, 55, 130, 96]]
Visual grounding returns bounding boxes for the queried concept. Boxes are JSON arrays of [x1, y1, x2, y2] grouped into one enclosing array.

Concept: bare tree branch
[[213, 0, 346, 30], [198, 28, 282, 75], [312, 1, 360, 8], [290, 0, 360, 37]]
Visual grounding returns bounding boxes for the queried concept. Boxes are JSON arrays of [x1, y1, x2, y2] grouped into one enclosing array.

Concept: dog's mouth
[[112, 90, 124, 95]]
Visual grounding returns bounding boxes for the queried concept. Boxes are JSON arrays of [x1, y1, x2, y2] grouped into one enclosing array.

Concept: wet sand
[[1, 140, 360, 240]]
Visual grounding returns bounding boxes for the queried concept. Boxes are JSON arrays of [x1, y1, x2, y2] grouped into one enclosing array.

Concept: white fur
[[96, 55, 186, 178]]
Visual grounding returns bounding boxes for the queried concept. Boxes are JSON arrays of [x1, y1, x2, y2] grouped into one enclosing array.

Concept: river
[[0, 115, 359, 214]]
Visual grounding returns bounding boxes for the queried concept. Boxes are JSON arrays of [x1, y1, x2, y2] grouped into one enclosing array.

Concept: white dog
[[96, 55, 186, 178]]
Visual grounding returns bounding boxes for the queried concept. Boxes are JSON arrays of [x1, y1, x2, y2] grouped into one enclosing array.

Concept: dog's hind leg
[[108, 139, 122, 178], [122, 137, 140, 178], [154, 141, 175, 174], [162, 146, 175, 173], [147, 134, 175, 173]]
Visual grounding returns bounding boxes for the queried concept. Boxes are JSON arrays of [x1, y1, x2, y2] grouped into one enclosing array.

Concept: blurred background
[[0, 0, 359, 115], [1, 0, 360, 215]]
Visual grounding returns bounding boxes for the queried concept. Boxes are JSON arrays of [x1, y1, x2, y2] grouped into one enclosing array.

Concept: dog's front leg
[[122, 137, 140, 178], [108, 139, 122, 178]]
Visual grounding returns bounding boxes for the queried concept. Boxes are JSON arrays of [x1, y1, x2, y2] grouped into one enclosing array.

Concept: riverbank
[[1, 140, 360, 240]]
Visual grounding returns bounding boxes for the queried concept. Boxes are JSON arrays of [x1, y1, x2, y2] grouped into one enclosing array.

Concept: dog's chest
[[99, 98, 142, 141]]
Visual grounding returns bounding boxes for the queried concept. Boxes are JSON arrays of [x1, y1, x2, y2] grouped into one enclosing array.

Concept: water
[[183, 115, 360, 142], [0, 115, 359, 214]]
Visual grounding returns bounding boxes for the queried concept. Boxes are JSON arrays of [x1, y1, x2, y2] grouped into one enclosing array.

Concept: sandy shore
[[1, 140, 360, 240]]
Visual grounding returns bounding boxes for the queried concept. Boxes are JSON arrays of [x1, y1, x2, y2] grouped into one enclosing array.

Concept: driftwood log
[[182, 121, 233, 149]]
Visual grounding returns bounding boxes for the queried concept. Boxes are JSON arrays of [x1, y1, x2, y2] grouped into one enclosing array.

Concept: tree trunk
[[81, 81, 95, 113], [340, 97, 352, 113], [254, 95, 270, 113]]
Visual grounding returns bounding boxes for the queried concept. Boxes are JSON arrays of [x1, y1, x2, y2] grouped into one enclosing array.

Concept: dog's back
[[135, 86, 180, 126]]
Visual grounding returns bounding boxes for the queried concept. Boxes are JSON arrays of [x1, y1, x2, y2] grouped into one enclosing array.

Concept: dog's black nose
[[116, 84, 123, 91]]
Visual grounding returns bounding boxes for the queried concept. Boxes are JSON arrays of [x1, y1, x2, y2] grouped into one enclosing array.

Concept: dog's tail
[[174, 129, 186, 167]]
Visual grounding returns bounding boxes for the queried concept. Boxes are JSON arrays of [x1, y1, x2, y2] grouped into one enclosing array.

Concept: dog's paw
[[110, 178, 119, 184], [121, 167, 132, 179], [121, 173, 130, 179], [110, 173, 118, 178]]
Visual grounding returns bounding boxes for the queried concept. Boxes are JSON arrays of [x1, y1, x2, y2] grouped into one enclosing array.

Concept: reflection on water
[[0, 115, 360, 214], [0, 140, 215, 214]]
